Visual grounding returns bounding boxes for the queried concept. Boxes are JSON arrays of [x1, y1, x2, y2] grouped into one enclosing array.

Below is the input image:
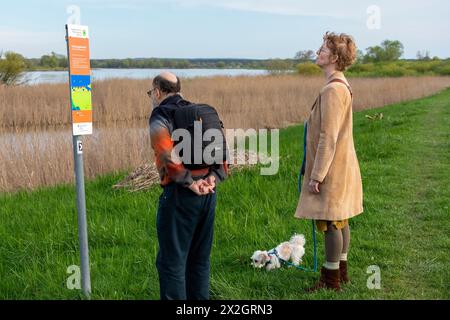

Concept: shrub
[[435, 65, 450, 76], [296, 62, 321, 76], [348, 63, 375, 74], [0, 51, 26, 86], [377, 63, 415, 77], [265, 59, 293, 75]]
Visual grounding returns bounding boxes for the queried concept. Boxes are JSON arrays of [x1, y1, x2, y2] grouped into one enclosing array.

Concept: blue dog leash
[[296, 122, 318, 273], [262, 122, 318, 273], [268, 248, 315, 272]]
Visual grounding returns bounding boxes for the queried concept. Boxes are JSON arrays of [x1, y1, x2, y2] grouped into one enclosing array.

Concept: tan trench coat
[[295, 72, 364, 221]]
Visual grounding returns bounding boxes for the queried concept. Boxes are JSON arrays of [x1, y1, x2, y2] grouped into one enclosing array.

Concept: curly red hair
[[323, 32, 357, 71]]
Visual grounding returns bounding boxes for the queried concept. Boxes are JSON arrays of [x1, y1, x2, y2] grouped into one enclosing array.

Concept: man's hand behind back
[[188, 177, 215, 195]]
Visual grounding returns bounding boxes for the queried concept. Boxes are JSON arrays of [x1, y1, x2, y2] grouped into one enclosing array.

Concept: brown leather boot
[[339, 260, 350, 284], [305, 267, 341, 292]]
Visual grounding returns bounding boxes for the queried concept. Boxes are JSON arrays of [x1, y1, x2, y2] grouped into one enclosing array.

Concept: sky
[[1, 0, 449, 59]]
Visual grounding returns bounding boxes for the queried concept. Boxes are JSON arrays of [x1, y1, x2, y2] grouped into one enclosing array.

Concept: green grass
[[1, 88, 450, 299]]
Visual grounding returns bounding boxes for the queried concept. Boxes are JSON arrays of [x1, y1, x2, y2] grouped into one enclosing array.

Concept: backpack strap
[[327, 78, 353, 99], [154, 96, 192, 131]]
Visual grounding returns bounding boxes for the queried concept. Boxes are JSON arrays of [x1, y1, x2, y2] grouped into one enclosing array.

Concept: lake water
[[22, 68, 268, 85]]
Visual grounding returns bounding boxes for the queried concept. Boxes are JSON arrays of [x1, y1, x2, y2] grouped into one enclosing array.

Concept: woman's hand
[[308, 179, 321, 193]]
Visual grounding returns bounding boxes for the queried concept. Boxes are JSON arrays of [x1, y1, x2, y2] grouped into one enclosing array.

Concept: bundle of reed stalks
[[113, 150, 266, 192]]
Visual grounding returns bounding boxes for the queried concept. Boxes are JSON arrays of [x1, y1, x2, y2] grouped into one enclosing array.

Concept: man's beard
[[151, 97, 158, 109]]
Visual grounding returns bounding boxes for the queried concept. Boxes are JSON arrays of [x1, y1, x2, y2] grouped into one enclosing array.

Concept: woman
[[295, 32, 363, 292]]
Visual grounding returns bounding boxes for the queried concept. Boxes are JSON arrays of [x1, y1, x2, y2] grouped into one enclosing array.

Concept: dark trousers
[[156, 182, 216, 300]]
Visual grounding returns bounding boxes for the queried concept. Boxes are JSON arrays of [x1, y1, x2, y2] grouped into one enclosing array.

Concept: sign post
[[65, 24, 92, 297]]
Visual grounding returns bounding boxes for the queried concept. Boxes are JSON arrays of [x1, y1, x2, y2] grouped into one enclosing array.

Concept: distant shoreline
[[25, 66, 269, 72], [21, 68, 270, 85]]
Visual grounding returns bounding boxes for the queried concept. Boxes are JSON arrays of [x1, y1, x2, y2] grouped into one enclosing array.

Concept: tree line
[[1, 39, 449, 85], [294, 40, 450, 77], [24, 53, 296, 71]]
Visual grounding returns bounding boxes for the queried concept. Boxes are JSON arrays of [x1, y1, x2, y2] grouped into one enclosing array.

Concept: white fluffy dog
[[251, 234, 306, 271]]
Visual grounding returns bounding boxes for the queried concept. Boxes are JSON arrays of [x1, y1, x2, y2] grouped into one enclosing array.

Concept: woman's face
[[315, 41, 336, 68]]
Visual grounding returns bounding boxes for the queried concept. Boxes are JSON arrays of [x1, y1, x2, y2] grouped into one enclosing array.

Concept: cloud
[[168, 0, 360, 18], [55, 0, 360, 18], [55, 0, 148, 10], [52, 0, 450, 21], [0, 28, 62, 45], [0, 28, 65, 57]]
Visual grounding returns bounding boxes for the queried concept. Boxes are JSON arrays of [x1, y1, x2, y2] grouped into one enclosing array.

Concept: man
[[148, 72, 228, 300]]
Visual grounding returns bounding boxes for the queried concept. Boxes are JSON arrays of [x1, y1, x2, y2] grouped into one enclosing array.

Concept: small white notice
[[77, 140, 83, 154]]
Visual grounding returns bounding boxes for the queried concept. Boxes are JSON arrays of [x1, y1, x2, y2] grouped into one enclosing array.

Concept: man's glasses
[[147, 88, 156, 97]]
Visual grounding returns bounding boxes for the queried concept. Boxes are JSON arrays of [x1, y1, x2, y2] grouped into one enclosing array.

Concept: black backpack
[[171, 103, 228, 170]]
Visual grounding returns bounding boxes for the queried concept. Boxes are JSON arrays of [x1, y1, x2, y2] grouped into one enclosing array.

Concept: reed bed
[[1, 75, 450, 192], [2, 75, 450, 130], [0, 126, 151, 192]]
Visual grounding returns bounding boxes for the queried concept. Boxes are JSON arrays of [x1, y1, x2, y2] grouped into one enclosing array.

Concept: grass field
[[0, 88, 449, 299]]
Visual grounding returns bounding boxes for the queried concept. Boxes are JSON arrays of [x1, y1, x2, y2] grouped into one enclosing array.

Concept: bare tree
[[295, 50, 315, 62], [416, 50, 431, 60]]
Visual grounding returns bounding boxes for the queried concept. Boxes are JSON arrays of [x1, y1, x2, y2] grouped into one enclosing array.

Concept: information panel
[[66, 24, 92, 136]]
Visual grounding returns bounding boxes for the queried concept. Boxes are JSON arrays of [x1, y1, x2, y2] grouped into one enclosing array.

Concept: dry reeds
[[1, 75, 450, 192], [0, 126, 152, 192], [2, 75, 450, 130], [112, 150, 261, 192]]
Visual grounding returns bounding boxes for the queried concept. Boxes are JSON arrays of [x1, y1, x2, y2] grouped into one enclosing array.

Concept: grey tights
[[324, 223, 350, 263]]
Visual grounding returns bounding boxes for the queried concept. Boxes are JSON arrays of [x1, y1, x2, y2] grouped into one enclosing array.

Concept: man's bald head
[[160, 71, 178, 83], [152, 72, 181, 95]]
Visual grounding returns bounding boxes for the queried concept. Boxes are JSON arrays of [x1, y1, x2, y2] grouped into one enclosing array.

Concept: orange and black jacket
[[149, 94, 228, 187]]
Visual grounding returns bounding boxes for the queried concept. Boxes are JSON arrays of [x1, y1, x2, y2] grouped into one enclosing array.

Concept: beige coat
[[295, 72, 364, 221]]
